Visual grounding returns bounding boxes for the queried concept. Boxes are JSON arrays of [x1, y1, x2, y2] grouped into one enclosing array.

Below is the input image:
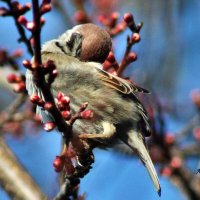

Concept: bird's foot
[[78, 121, 116, 140]]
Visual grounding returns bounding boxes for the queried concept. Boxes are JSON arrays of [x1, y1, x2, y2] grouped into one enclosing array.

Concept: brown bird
[[26, 23, 161, 195]]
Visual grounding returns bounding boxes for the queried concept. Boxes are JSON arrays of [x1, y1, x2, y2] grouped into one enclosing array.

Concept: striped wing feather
[[96, 68, 149, 94]]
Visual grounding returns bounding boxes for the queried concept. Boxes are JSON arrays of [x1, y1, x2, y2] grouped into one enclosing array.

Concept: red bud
[[131, 33, 140, 43], [30, 94, 40, 103], [7, 74, 17, 83], [193, 127, 200, 140], [44, 102, 53, 111], [80, 109, 94, 119], [161, 167, 172, 177], [127, 52, 137, 62], [23, 59, 32, 69], [103, 60, 112, 71], [40, 4, 51, 14], [52, 69, 58, 77], [53, 156, 64, 172], [164, 133, 175, 145], [191, 89, 200, 107], [98, 15, 106, 23], [61, 110, 71, 120], [61, 96, 70, 105], [12, 49, 23, 58], [0, 7, 9, 16], [24, 3, 31, 10], [26, 21, 35, 31], [40, 17, 46, 26], [74, 10, 88, 23], [13, 82, 26, 93], [30, 95, 45, 107], [107, 52, 116, 63], [170, 157, 182, 169], [44, 60, 56, 71], [57, 92, 65, 100], [17, 15, 27, 25], [124, 13, 134, 24], [111, 12, 119, 20], [43, 122, 55, 132]]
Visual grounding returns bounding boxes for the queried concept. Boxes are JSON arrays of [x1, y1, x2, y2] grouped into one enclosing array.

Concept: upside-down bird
[[26, 23, 161, 195]]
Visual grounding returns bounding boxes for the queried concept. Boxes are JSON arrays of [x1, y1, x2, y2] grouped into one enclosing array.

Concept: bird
[[26, 23, 161, 196]]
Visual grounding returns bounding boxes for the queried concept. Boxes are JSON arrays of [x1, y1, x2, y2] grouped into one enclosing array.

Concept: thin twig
[[3, 0, 33, 55], [0, 93, 27, 129]]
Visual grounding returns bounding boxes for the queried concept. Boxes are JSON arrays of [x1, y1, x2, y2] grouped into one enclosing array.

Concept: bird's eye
[[66, 32, 82, 50], [66, 40, 73, 51]]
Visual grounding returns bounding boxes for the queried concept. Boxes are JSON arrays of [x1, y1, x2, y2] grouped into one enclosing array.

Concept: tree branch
[[0, 136, 46, 200]]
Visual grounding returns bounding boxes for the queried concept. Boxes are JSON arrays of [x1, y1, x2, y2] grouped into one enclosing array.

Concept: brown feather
[[96, 67, 150, 94]]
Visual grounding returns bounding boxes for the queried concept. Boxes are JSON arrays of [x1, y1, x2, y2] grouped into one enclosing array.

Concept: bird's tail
[[120, 130, 161, 196]]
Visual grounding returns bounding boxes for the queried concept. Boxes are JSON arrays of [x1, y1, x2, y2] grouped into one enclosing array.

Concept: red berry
[[53, 156, 64, 172]]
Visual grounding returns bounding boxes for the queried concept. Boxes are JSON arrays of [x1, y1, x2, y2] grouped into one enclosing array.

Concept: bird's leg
[[78, 121, 116, 140]]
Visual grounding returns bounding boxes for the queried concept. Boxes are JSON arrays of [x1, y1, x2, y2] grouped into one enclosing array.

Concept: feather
[[120, 131, 161, 196], [96, 67, 150, 94], [25, 70, 55, 123]]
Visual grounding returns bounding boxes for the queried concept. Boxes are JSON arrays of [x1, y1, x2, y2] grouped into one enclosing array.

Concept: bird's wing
[[96, 67, 149, 94]]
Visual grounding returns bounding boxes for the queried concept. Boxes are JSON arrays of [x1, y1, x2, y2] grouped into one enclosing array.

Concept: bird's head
[[42, 23, 112, 63]]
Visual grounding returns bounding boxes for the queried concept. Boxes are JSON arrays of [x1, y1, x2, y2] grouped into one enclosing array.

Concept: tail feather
[[121, 130, 161, 196]]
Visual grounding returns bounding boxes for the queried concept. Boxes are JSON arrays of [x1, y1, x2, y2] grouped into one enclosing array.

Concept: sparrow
[[26, 23, 161, 195]]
